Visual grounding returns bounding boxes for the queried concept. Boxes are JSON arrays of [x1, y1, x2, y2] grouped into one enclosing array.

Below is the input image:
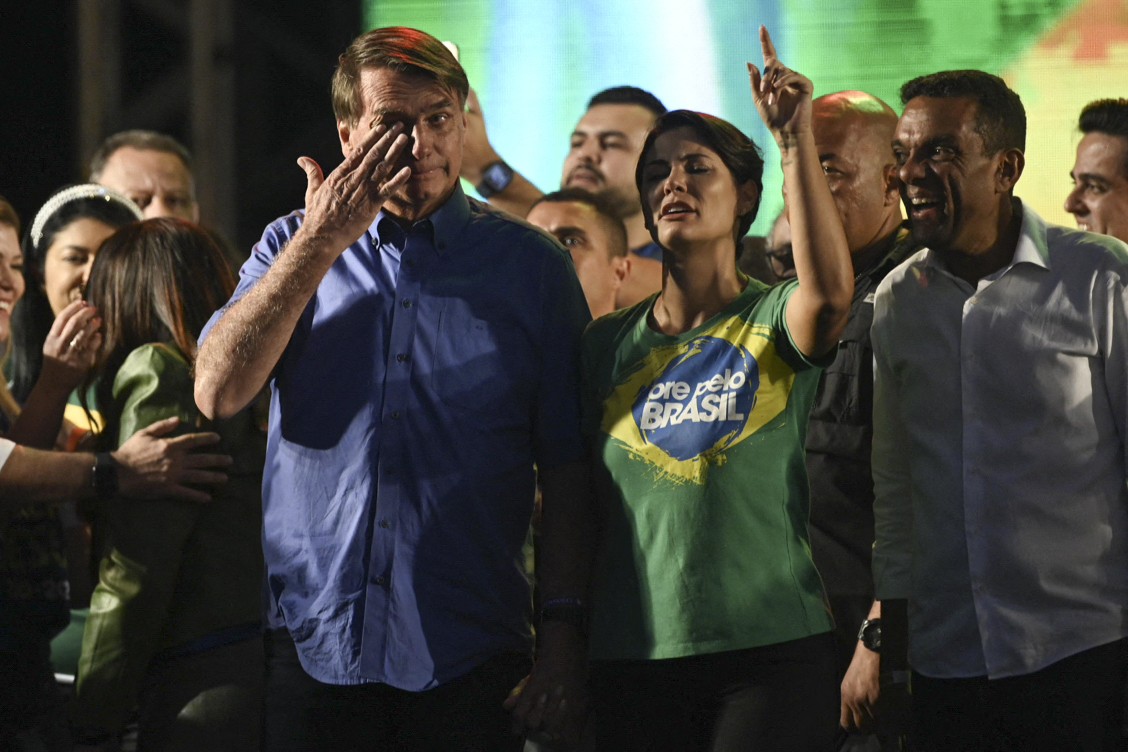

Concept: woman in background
[[70, 218, 264, 751], [10, 184, 141, 413], [0, 193, 113, 750]]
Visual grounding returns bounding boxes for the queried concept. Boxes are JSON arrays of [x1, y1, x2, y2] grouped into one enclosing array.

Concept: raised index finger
[[760, 25, 778, 65]]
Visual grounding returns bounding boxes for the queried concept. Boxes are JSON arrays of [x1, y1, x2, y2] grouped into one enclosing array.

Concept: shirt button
[[375, 575, 387, 586], [402, 299, 413, 309], [391, 410, 401, 420], [379, 519, 391, 529], [395, 353, 410, 363]]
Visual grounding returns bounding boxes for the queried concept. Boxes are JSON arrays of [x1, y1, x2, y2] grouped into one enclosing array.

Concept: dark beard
[[593, 186, 641, 221]]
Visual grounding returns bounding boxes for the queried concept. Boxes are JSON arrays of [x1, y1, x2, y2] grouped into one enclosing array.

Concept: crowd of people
[[1, 20, 1127, 752]]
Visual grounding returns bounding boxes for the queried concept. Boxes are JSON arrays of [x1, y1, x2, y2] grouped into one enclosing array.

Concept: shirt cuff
[[0, 437, 15, 473]]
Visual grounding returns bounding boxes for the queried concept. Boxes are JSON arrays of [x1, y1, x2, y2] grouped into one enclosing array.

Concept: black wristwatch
[[475, 160, 514, 198], [92, 452, 120, 500], [858, 618, 882, 653]]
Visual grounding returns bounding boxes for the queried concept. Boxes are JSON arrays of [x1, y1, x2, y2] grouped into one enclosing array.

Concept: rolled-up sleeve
[[0, 438, 15, 474], [199, 212, 299, 346]]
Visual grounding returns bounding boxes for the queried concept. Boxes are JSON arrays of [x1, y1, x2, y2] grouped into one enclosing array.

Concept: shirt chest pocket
[[431, 302, 536, 417]]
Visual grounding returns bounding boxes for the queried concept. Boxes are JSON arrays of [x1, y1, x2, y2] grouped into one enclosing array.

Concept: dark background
[[0, 1, 363, 258]]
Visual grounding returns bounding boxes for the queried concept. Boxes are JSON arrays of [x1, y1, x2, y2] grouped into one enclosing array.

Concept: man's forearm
[[0, 445, 96, 504], [477, 172, 545, 219], [195, 228, 338, 420], [536, 461, 597, 604]]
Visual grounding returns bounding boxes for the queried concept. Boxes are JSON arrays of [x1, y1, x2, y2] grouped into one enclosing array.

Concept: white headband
[[29, 184, 143, 248]]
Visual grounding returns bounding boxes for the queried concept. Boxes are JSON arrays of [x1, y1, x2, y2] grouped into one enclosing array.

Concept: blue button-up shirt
[[201, 185, 590, 689]]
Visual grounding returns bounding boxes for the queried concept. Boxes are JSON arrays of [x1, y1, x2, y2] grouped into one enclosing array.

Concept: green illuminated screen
[[366, 0, 1127, 235]]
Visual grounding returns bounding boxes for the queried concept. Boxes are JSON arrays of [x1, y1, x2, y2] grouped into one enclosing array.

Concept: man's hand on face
[[295, 121, 412, 253]]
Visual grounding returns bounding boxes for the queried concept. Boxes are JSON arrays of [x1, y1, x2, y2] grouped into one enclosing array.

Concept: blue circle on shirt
[[631, 336, 757, 461]]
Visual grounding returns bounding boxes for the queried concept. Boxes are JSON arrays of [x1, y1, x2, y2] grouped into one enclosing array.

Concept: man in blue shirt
[[195, 26, 593, 751]]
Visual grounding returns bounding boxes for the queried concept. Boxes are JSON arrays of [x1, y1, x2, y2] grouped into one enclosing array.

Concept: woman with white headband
[[10, 185, 142, 415], [7, 185, 143, 609]]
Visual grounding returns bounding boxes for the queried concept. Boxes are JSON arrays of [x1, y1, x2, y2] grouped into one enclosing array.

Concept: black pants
[[262, 628, 530, 752], [0, 639, 69, 752], [912, 638, 1128, 752], [589, 632, 839, 752]]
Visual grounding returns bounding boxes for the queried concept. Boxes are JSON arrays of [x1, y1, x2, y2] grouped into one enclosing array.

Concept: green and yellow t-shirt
[[65, 383, 104, 437], [582, 279, 833, 661]]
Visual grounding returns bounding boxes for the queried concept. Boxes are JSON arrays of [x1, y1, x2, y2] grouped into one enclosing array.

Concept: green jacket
[[73, 343, 265, 733]]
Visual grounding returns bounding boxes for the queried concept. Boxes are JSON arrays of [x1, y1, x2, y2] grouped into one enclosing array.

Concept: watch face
[[482, 162, 514, 193], [861, 620, 882, 651]]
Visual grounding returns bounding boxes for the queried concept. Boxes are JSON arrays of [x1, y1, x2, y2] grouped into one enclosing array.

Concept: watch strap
[[539, 597, 587, 637], [92, 452, 120, 500]]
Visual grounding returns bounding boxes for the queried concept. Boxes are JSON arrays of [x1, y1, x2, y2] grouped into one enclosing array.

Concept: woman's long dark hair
[[82, 218, 236, 447], [9, 187, 140, 401], [635, 109, 765, 249]]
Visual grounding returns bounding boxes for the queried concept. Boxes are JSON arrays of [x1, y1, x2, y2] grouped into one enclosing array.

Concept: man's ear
[[337, 119, 353, 158], [612, 255, 631, 289], [882, 163, 900, 207], [996, 148, 1025, 193]]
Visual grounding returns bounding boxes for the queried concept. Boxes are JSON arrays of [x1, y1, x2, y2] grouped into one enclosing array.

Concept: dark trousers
[[912, 638, 1128, 752], [0, 639, 69, 752], [262, 629, 530, 752], [589, 632, 839, 752]]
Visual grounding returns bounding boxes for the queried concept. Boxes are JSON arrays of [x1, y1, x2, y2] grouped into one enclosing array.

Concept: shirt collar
[[369, 182, 471, 255], [921, 199, 1049, 277], [1011, 199, 1050, 271]]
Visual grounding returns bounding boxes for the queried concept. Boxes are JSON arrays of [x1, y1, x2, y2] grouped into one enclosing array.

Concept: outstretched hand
[[296, 121, 412, 251], [747, 26, 814, 143]]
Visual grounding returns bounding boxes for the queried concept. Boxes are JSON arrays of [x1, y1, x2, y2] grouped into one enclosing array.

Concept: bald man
[[802, 90, 914, 750]]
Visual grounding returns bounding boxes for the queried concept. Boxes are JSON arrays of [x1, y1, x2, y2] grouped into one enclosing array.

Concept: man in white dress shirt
[[871, 69, 1128, 751]]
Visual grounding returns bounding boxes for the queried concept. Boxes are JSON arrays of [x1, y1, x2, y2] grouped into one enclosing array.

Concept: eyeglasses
[[765, 243, 795, 276]]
